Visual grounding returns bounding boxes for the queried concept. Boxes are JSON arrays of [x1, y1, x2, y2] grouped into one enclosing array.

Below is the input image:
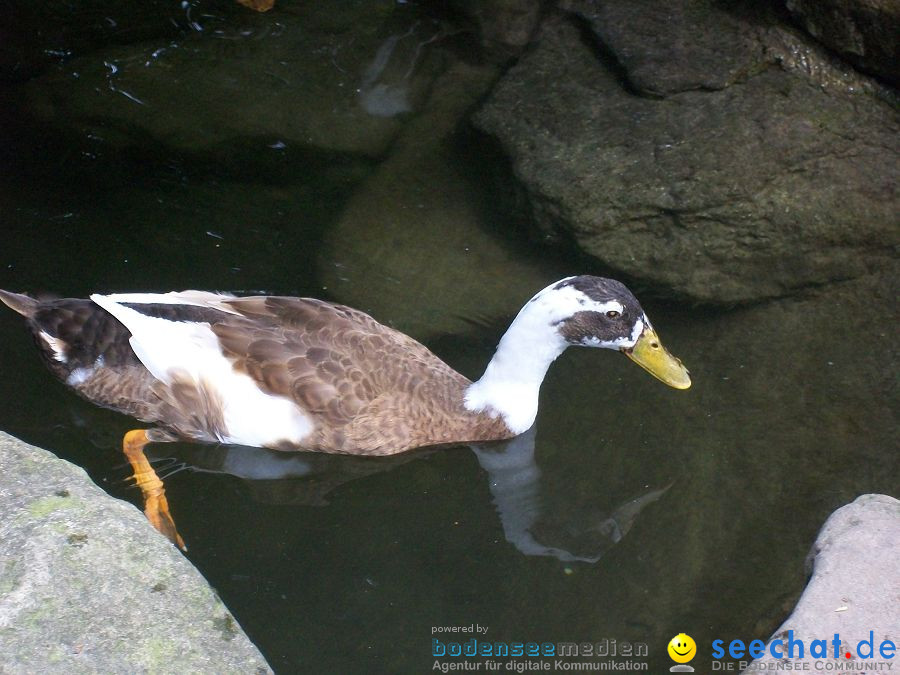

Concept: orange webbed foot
[[122, 429, 187, 551]]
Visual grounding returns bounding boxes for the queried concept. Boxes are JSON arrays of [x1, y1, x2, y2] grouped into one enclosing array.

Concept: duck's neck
[[463, 303, 568, 435]]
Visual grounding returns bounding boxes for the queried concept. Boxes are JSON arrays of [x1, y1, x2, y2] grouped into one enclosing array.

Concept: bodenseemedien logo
[[668, 633, 697, 672]]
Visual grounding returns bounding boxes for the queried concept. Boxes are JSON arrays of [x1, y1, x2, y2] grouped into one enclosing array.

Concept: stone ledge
[[743, 494, 900, 672], [0, 430, 271, 674]]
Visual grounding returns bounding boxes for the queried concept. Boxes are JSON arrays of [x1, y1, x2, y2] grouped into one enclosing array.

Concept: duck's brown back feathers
[[215, 297, 510, 453]]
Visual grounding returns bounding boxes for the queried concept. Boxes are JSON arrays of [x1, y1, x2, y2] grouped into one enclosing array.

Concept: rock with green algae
[[0, 430, 271, 674]]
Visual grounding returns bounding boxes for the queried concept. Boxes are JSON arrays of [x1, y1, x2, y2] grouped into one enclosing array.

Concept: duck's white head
[[464, 276, 690, 434]]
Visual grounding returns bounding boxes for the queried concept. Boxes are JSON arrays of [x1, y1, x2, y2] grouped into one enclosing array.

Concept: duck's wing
[[212, 296, 390, 428], [216, 296, 472, 452]]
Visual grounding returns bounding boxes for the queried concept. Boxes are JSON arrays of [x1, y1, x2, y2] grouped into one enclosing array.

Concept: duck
[[0, 276, 690, 548]]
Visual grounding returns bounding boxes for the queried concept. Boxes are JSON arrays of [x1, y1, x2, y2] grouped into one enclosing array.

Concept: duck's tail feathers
[[0, 290, 38, 318]]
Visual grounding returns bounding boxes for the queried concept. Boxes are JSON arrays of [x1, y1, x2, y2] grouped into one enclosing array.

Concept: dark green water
[[1, 5, 897, 674]]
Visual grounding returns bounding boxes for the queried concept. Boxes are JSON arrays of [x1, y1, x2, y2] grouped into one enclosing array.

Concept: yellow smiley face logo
[[668, 633, 696, 663]]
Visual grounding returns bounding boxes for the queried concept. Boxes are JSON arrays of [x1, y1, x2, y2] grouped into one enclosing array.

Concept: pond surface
[[0, 5, 896, 674]]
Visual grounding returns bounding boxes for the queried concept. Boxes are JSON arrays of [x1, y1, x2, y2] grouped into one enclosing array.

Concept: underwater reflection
[[146, 427, 669, 563], [472, 428, 671, 563], [358, 21, 445, 118]]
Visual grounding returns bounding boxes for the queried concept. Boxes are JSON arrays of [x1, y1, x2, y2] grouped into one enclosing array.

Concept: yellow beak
[[622, 326, 691, 389]]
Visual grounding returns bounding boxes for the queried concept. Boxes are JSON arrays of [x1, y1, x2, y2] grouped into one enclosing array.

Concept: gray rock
[[0, 431, 271, 674], [786, 0, 900, 86], [743, 494, 900, 673], [474, 11, 900, 304], [564, 0, 889, 96], [24, 2, 445, 160], [562, 0, 766, 95]]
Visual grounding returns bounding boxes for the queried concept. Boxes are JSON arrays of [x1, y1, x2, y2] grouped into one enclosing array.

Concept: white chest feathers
[[463, 278, 629, 435]]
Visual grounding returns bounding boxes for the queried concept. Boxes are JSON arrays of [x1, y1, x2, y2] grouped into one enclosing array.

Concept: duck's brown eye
[[606, 310, 620, 319]]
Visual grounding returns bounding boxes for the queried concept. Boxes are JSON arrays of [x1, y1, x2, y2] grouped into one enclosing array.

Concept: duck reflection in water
[[145, 425, 669, 563]]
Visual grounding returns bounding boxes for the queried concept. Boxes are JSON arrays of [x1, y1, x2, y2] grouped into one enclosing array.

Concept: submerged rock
[[0, 0, 229, 83], [786, 0, 900, 87], [319, 59, 571, 339], [0, 431, 271, 673], [474, 6, 900, 304], [743, 494, 900, 673], [24, 2, 446, 160]]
